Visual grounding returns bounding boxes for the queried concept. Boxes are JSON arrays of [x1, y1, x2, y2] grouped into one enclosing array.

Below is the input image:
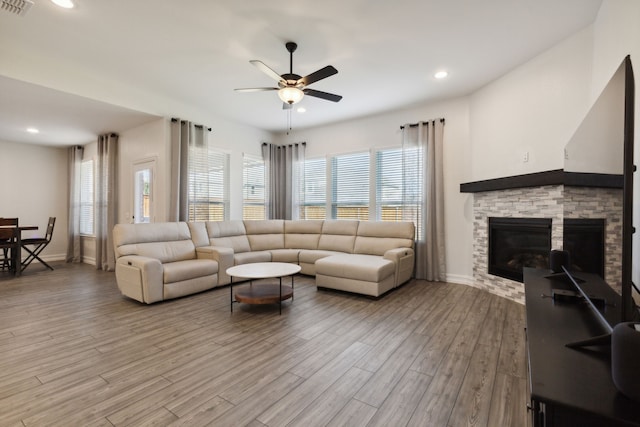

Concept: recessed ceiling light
[[434, 70, 448, 79], [26, 127, 39, 134], [51, 0, 74, 9], [297, 107, 306, 113]]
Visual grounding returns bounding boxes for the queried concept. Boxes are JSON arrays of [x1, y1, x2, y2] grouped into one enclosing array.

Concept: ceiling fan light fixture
[[51, 0, 74, 8], [278, 87, 304, 105]]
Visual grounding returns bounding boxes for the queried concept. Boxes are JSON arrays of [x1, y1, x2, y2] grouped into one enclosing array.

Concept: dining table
[[0, 225, 38, 277]]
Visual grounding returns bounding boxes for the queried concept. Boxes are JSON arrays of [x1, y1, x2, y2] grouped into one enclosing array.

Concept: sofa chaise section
[[113, 222, 219, 303], [315, 221, 415, 297]]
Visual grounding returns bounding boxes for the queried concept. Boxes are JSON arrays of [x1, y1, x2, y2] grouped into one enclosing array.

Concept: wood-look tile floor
[[0, 262, 529, 426]]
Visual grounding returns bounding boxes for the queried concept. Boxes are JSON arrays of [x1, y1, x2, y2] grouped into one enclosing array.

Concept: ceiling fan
[[235, 41, 342, 109]]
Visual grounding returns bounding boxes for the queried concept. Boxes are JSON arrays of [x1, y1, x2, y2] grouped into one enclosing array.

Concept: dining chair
[[0, 217, 19, 273], [21, 217, 56, 272]]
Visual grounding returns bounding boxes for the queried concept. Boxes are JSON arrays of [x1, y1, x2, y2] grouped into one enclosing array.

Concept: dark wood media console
[[524, 267, 640, 426]]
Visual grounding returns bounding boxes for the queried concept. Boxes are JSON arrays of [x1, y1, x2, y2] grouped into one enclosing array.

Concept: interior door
[[132, 159, 155, 223]]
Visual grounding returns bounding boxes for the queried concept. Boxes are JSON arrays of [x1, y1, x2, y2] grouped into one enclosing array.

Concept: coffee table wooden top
[[226, 262, 301, 279]]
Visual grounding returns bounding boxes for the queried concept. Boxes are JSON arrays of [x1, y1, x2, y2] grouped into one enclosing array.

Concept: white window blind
[[188, 145, 229, 221], [243, 154, 265, 220], [376, 148, 403, 221], [301, 157, 326, 219], [80, 159, 94, 235], [331, 151, 369, 220], [376, 146, 422, 237]]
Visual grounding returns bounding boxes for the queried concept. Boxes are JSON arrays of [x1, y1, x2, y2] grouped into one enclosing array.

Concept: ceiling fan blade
[[298, 65, 338, 87], [282, 103, 293, 110], [234, 87, 278, 92], [250, 60, 285, 83], [303, 88, 343, 102]]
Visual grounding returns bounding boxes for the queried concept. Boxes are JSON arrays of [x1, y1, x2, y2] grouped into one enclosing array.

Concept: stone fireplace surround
[[461, 170, 623, 305]]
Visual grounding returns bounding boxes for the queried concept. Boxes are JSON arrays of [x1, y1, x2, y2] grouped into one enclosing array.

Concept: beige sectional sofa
[[113, 219, 415, 303]]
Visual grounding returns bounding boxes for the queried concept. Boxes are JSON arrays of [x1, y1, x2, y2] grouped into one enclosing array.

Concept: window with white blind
[[331, 151, 369, 220], [187, 146, 229, 221], [375, 146, 422, 237], [243, 154, 266, 220], [300, 157, 326, 219], [80, 159, 94, 235]]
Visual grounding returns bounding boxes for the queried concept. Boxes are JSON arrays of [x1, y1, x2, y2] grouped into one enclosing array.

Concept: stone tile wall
[[472, 185, 623, 304], [564, 187, 623, 292]]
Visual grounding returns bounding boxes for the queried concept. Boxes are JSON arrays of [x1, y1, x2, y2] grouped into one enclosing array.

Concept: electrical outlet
[[564, 148, 569, 160], [523, 151, 529, 162]]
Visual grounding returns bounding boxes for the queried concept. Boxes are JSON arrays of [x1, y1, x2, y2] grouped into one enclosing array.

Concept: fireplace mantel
[[460, 169, 622, 193]]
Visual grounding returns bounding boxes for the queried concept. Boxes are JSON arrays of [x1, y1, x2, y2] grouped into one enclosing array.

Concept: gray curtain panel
[[262, 142, 305, 220], [66, 145, 83, 263], [169, 119, 208, 221], [402, 120, 446, 281], [95, 133, 118, 271]]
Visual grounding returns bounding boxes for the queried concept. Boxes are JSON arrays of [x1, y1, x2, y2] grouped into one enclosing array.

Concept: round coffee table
[[226, 262, 301, 314]]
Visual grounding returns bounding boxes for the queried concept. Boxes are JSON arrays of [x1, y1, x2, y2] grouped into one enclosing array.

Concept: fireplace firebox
[[488, 217, 552, 282], [563, 218, 605, 278]]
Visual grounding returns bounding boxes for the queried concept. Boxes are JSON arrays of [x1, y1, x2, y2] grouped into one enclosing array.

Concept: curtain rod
[[170, 117, 212, 132], [399, 118, 445, 130], [262, 142, 306, 146]]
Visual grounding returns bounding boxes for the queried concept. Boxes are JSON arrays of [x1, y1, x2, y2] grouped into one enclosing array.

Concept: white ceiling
[[0, 0, 603, 146]]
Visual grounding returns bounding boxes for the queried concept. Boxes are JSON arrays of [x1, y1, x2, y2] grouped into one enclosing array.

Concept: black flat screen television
[[562, 56, 640, 348], [620, 55, 638, 323]]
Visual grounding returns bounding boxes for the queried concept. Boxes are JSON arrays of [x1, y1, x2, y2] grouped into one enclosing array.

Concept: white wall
[[278, 97, 473, 283], [469, 27, 594, 181], [0, 140, 68, 262]]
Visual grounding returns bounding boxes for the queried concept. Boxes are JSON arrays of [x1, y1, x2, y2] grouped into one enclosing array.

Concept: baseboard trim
[[445, 273, 474, 287]]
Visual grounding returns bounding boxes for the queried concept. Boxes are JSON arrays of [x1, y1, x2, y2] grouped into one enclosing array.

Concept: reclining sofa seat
[[113, 222, 219, 303]]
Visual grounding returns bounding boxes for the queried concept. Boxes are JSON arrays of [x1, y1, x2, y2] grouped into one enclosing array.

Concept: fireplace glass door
[[488, 217, 552, 282]]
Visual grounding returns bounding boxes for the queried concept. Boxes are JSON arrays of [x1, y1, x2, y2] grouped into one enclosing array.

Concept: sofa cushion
[[118, 241, 197, 264], [163, 259, 218, 284], [315, 254, 395, 283], [234, 250, 271, 265], [187, 222, 209, 247], [270, 249, 300, 263], [299, 249, 346, 265], [114, 223, 197, 263], [318, 220, 358, 253], [245, 220, 285, 251], [284, 220, 322, 250], [354, 221, 415, 256], [207, 220, 251, 253]]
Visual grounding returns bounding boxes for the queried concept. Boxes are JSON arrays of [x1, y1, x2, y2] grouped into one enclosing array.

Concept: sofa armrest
[[384, 247, 415, 286], [198, 246, 234, 285], [383, 247, 413, 262], [115, 255, 164, 303]]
